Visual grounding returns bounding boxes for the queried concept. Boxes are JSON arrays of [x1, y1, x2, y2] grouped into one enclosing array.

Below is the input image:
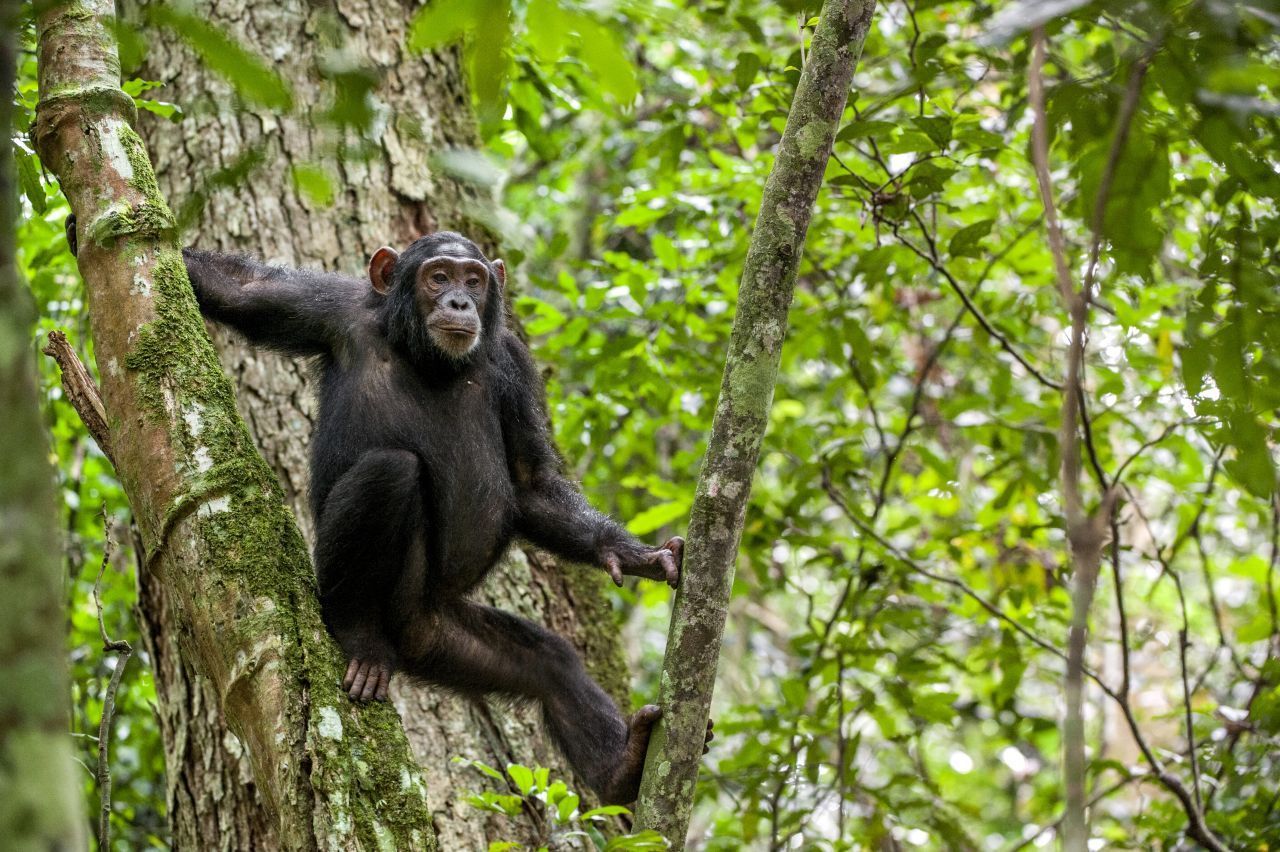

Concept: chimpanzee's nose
[[446, 294, 470, 311]]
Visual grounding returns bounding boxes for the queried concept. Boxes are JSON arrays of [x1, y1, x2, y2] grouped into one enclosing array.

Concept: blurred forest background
[[9, 0, 1280, 848]]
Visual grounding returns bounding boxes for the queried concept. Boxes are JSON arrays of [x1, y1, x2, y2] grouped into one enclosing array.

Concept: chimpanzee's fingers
[[343, 658, 360, 691], [605, 552, 623, 586], [374, 667, 391, 701], [662, 536, 685, 568], [349, 662, 370, 701], [651, 547, 679, 588]]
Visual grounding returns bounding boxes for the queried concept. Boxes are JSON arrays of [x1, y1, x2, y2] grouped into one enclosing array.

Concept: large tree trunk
[[129, 1, 630, 848]]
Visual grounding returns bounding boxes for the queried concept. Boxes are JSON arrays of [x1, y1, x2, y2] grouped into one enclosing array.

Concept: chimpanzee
[[67, 218, 705, 805]]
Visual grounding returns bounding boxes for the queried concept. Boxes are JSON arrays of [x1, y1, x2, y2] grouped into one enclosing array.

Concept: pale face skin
[[414, 255, 491, 359]]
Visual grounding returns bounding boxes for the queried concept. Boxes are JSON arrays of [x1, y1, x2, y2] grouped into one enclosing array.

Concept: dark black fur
[[181, 232, 684, 804]]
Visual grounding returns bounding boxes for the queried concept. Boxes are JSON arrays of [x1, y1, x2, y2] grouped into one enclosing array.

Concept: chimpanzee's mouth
[[434, 324, 477, 336]]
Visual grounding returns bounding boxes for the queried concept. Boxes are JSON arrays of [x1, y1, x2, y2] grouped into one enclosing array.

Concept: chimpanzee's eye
[[466, 278, 480, 289], [432, 272, 449, 285]]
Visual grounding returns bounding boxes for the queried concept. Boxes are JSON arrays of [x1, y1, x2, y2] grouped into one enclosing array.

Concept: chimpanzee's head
[[369, 232, 506, 366]]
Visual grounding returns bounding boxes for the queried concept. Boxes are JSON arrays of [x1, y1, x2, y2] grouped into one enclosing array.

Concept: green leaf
[[556, 793, 580, 823], [1076, 130, 1171, 267], [615, 205, 666, 227], [507, 763, 535, 795], [837, 119, 895, 142], [571, 14, 638, 104], [135, 99, 183, 121], [947, 219, 995, 258], [150, 7, 292, 111], [880, 130, 937, 154], [290, 163, 335, 208], [408, 0, 479, 52], [16, 152, 45, 215], [603, 830, 668, 851], [626, 500, 690, 537], [734, 51, 762, 90], [911, 115, 952, 149], [525, 0, 567, 59], [452, 756, 504, 780], [468, 2, 515, 119], [582, 804, 632, 819]]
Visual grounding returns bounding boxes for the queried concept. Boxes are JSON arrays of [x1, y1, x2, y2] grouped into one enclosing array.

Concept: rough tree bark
[[126, 0, 630, 848], [634, 0, 877, 845], [34, 0, 436, 848], [0, 0, 84, 846]]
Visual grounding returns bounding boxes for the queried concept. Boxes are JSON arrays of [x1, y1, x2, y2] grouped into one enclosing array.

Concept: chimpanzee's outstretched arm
[[498, 333, 682, 587], [62, 214, 354, 356], [183, 249, 359, 356]]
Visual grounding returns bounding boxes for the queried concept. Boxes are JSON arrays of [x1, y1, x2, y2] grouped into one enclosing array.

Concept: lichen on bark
[[633, 1, 878, 846], [34, 0, 435, 847]]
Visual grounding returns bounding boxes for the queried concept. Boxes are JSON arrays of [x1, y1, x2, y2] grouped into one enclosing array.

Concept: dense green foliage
[[11, 0, 1280, 848]]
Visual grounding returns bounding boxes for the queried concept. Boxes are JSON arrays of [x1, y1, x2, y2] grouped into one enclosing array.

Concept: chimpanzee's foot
[[600, 706, 716, 805], [343, 657, 394, 702]]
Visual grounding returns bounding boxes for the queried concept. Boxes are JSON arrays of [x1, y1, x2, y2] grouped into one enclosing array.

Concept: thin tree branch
[[43, 329, 115, 467], [1029, 29, 1113, 849], [92, 507, 133, 852], [900, 210, 1064, 391]]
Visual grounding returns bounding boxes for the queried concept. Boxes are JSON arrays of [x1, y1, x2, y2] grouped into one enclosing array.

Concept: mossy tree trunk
[[34, 1, 436, 849], [0, 0, 84, 847], [634, 0, 877, 845], [125, 0, 631, 848]]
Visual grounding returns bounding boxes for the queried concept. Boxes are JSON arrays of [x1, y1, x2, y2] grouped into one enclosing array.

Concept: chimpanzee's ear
[[369, 247, 399, 295], [491, 259, 506, 291]]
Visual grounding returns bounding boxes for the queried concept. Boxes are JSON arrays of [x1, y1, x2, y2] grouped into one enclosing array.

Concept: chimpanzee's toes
[[630, 704, 663, 734], [344, 659, 392, 702], [65, 213, 78, 257], [343, 658, 360, 691], [704, 718, 715, 754], [599, 705, 664, 805]]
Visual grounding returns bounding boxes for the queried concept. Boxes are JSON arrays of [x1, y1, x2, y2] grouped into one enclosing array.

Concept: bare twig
[[1029, 30, 1110, 850], [1178, 628, 1203, 814], [92, 506, 133, 852], [1027, 29, 1227, 852], [899, 210, 1064, 391], [43, 329, 115, 466], [1269, 494, 1280, 643]]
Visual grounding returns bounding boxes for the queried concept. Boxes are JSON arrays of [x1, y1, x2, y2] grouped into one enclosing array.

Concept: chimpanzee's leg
[[315, 449, 424, 701], [399, 601, 658, 804]]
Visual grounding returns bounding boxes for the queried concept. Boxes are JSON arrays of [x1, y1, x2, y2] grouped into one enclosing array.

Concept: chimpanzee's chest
[[383, 360, 516, 573]]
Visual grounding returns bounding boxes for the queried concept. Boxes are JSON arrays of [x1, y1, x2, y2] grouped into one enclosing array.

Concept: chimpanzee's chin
[[428, 327, 480, 360]]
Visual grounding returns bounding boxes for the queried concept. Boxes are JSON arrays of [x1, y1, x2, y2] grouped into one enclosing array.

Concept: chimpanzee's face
[[368, 232, 507, 367], [414, 250, 491, 359]]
